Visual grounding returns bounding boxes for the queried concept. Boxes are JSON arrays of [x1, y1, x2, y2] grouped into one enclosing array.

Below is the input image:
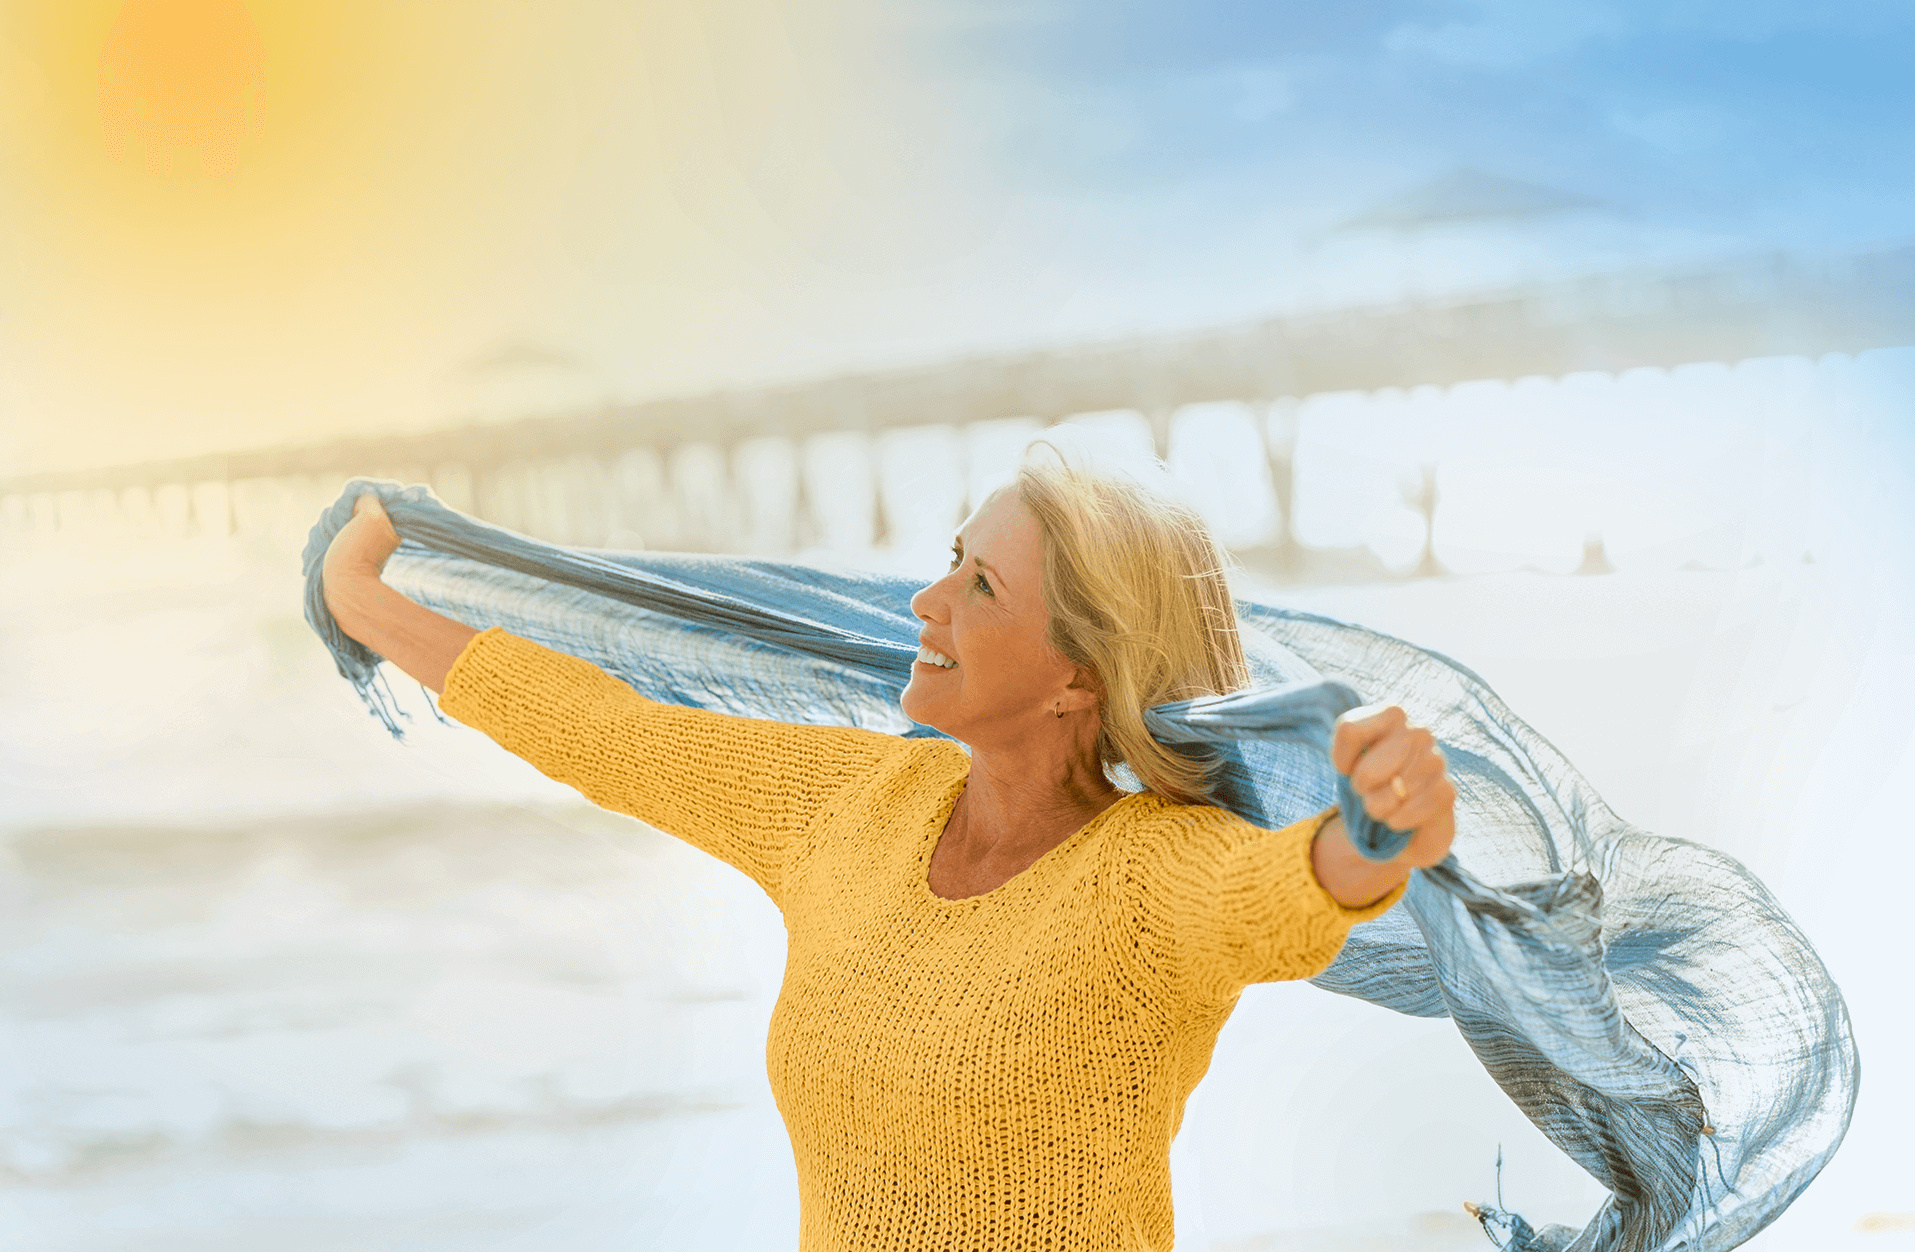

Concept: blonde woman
[[321, 456, 1457, 1251]]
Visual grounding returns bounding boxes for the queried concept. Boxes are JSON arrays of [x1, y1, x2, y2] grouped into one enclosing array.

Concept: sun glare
[[98, 0, 266, 178]]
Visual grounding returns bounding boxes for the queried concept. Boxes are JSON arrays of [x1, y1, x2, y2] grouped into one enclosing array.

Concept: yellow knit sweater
[[440, 627, 1405, 1251]]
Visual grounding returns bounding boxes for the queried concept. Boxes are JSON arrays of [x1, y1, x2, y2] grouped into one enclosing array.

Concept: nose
[[910, 569, 955, 624]]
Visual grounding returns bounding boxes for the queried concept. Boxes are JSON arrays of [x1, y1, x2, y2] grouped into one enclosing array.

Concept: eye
[[973, 570, 994, 597], [948, 543, 962, 569]]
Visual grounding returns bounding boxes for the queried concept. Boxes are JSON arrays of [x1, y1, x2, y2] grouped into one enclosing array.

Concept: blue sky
[[904, 0, 1915, 247]]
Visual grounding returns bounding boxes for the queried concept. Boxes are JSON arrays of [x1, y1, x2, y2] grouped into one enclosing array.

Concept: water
[[0, 797, 802, 1251]]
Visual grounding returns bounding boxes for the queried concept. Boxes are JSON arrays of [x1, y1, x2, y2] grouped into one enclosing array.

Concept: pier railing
[[5, 244, 1912, 581]]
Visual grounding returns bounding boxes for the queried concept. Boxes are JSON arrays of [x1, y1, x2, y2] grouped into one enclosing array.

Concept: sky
[[1, 0, 1912, 475]]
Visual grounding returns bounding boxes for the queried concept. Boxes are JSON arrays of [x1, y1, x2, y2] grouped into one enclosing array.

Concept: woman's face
[[901, 490, 1091, 746]]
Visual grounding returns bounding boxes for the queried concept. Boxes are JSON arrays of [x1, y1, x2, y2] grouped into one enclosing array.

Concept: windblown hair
[[1014, 446, 1249, 805]]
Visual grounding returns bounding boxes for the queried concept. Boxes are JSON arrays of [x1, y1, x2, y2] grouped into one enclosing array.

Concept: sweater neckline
[[913, 762, 1144, 909]]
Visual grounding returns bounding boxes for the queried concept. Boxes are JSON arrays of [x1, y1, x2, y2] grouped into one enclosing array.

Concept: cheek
[[956, 623, 1059, 702]]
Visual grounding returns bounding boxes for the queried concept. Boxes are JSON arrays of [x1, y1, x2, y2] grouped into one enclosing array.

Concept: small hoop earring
[[1054, 702, 1063, 718]]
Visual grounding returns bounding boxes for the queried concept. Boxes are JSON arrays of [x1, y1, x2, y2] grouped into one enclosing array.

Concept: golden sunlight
[[98, 0, 265, 178]]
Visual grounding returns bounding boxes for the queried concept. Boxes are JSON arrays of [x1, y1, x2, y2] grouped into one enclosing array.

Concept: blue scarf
[[304, 479, 1856, 1252]]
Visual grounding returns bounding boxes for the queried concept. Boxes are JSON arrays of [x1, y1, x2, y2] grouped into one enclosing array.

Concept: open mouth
[[915, 645, 958, 670]]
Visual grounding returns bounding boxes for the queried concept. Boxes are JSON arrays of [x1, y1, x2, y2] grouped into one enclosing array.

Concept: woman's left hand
[[1330, 703, 1456, 869]]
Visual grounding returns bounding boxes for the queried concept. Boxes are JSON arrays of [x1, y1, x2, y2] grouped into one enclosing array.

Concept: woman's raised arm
[[318, 491, 916, 906], [321, 493, 477, 692]]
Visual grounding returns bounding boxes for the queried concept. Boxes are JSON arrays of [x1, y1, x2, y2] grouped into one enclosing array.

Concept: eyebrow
[[952, 535, 1009, 593]]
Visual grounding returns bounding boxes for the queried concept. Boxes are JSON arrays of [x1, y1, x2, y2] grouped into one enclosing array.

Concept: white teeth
[[916, 645, 958, 669]]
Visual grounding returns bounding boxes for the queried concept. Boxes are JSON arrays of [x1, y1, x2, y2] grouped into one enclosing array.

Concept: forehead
[[961, 488, 1034, 542], [959, 490, 1044, 576]]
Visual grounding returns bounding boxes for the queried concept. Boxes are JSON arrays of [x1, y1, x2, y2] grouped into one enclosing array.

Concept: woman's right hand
[[323, 493, 402, 616]]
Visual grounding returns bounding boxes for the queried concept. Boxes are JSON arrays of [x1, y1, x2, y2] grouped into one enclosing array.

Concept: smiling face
[[900, 489, 1098, 747]]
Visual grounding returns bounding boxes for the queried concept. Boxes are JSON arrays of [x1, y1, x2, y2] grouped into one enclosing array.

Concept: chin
[[899, 682, 946, 732], [899, 685, 928, 726]]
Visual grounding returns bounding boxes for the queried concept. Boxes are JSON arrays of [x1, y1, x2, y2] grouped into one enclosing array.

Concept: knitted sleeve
[[437, 626, 911, 905], [1129, 801, 1408, 1005]]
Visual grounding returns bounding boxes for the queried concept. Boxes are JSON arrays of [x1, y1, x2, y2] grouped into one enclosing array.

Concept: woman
[[322, 456, 1457, 1251]]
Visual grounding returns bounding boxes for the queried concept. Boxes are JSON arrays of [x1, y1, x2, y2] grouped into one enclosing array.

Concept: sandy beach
[[4, 526, 1909, 1249]]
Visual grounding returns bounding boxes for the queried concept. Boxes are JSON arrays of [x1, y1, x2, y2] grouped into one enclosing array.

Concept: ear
[[1058, 665, 1103, 715]]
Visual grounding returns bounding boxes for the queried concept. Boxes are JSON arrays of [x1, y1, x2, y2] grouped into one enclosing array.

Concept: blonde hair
[[1014, 445, 1249, 805]]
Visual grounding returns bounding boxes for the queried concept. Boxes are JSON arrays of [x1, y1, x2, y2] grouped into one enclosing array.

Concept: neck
[[950, 726, 1125, 861]]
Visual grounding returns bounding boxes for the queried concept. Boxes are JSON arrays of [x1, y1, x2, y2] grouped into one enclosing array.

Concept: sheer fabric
[[303, 480, 1856, 1252]]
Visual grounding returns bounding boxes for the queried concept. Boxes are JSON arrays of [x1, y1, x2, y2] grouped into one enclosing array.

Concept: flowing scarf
[[303, 479, 1856, 1252]]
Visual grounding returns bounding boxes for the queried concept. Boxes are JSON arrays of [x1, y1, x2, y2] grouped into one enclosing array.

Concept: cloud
[[1381, 0, 1915, 67], [1224, 65, 1295, 122], [1607, 105, 1733, 156], [1385, 0, 1628, 69], [1658, 0, 1915, 42]]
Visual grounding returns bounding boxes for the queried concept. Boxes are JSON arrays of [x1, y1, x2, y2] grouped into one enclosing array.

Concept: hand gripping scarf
[[303, 480, 1857, 1252]]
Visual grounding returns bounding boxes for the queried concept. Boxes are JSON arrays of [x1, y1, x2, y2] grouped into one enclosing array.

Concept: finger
[[1349, 726, 1428, 795], [352, 494, 400, 548], [1364, 773, 1454, 832], [1357, 748, 1448, 826], [1358, 781, 1417, 829], [1353, 732, 1441, 802], [1330, 704, 1406, 774]]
